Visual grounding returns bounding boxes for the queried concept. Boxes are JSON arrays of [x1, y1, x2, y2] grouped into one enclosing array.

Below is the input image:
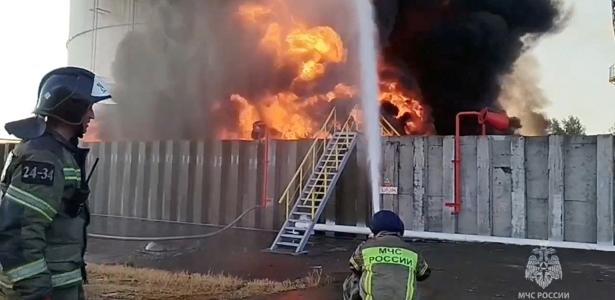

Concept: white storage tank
[[67, 0, 147, 78]]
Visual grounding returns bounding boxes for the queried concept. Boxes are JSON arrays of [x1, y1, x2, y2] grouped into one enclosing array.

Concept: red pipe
[[445, 112, 486, 215]]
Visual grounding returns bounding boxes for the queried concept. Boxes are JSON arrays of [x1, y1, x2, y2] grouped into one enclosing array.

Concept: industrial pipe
[[445, 111, 484, 214], [262, 132, 270, 207], [446, 109, 517, 215], [252, 121, 271, 207], [311, 224, 615, 252]]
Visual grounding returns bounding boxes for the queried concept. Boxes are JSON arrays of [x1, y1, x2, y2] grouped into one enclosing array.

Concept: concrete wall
[[1, 135, 613, 246], [373, 135, 614, 246]]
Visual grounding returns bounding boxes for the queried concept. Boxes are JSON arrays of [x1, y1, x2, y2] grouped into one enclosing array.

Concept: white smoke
[[498, 53, 550, 136]]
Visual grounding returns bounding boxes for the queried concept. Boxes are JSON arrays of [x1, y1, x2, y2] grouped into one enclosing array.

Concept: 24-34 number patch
[[21, 161, 55, 186]]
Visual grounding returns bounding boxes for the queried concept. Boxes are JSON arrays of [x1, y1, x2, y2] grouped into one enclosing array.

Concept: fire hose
[[82, 158, 265, 242], [87, 204, 262, 241]]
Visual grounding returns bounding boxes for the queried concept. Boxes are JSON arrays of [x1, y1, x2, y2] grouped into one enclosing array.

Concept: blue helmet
[[34, 66, 112, 125], [369, 210, 405, 235], [5, 66, 112, 139]]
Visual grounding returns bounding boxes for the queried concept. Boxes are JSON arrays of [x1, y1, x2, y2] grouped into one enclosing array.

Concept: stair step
[[302, 187, 328, 192], [302, 191, 326, 196], [296, 205, 317, 209], [325, 148, 349, 153], [302, 186, 327, 191], [328, 141, 350, 145], [309, 178, 332, 183], [291, 211, 312, 216], [308, 178, 331, 182], [322, 157, 345, 161], [297, 202, 321, 208], [284, 226, 308, 231], [280, 233, 304, 239], [322, 158, 345, 162], [299, 199, 324, 204], [316, 164, 342, 171], [321, 157, 344, 161], [276, 241, 301, 247], [313, 172, 335, 177], [316, 165, 339, 169], [288, 218, 314, 223]]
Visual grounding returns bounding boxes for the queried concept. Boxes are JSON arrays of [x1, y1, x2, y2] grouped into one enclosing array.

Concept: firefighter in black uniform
[[0, 66, 112, 299]]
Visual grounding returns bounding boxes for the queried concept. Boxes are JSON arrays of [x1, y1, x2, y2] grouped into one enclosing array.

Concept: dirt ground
[[85, 263, 322, 299], [86, 216, 615, 299]]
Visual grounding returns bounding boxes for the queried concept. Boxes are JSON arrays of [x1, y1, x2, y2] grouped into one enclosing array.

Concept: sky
[[0, 0, 614, 139]]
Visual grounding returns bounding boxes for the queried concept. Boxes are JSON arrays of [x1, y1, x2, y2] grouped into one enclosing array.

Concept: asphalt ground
[[86, 216, 615, 299]]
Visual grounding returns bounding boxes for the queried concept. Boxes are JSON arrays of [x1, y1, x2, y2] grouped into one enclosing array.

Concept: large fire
[[215, 2, 433, 140]]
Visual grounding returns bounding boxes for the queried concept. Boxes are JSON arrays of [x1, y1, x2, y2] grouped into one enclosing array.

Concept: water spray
[[356, 0, 382, 214]]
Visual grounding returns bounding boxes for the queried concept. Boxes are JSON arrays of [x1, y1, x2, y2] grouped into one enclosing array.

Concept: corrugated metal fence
[[1, 135, 614, 246], [79, 138, 371, 231]]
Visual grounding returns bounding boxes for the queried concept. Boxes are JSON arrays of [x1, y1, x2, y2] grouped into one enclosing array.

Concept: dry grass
[[85, 263, 324, 300]]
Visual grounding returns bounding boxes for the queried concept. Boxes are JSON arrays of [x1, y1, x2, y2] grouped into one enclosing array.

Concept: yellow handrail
[[277, 105, 359, 218], [278, 107, 337, 216], [380, 116, 401, 136]]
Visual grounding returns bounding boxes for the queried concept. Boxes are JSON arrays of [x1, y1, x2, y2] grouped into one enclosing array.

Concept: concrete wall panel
[[510, 137, 526, 238], [477, 136, 492, 236], [382, 139, 400, 212], [525, 137, 549, 239], [442, 136, 456, 233], [548, 136, 565, 241], [426, 136, 444, 232], [458, 136, 478, 234], [403, 138, 418, 230], [491, 136, 512, 237], [564, 136, 597, 242], [597, 135, 614, 244]]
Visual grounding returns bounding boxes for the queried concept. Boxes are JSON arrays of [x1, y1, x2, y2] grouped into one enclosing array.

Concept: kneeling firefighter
[[0, 66, 112, 299], [343, 210, 431, 300]]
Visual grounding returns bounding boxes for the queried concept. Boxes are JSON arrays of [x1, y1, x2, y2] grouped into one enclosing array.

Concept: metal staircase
[[268, 107, 401, 255], [269, 107, 358, 254]]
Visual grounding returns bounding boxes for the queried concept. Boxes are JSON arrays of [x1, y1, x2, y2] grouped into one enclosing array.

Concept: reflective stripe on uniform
[[0, 281, 12, 289], [51, 269, 82, 287], [350, 256, 360, 270], [4, 185, 57, 222], [362, 263, 373, 300], [0, 274, 13, 289], [361, 247, 418, 300], [63, 168, 81, 182], [4, 258, 47, 283]]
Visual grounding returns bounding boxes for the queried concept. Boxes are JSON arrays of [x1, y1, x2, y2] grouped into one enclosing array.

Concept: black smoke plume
[[374, 0, 567, 134]]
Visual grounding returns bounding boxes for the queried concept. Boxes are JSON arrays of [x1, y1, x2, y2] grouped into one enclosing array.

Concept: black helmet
[[5, 66, 112, 139], [34, 66, 112, 125]]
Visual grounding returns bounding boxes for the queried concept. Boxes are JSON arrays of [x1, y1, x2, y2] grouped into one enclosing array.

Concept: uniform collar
[[375, 231, 403, 238], [45, 130, 90, 164], [46, 129, 80, 153]]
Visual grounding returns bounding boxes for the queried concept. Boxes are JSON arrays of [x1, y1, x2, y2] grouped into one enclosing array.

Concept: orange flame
[[217, 83, 355, 140], [379, 80, 432, 135], [249, 10, 347, 83], [216, 2, 433, 140]]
